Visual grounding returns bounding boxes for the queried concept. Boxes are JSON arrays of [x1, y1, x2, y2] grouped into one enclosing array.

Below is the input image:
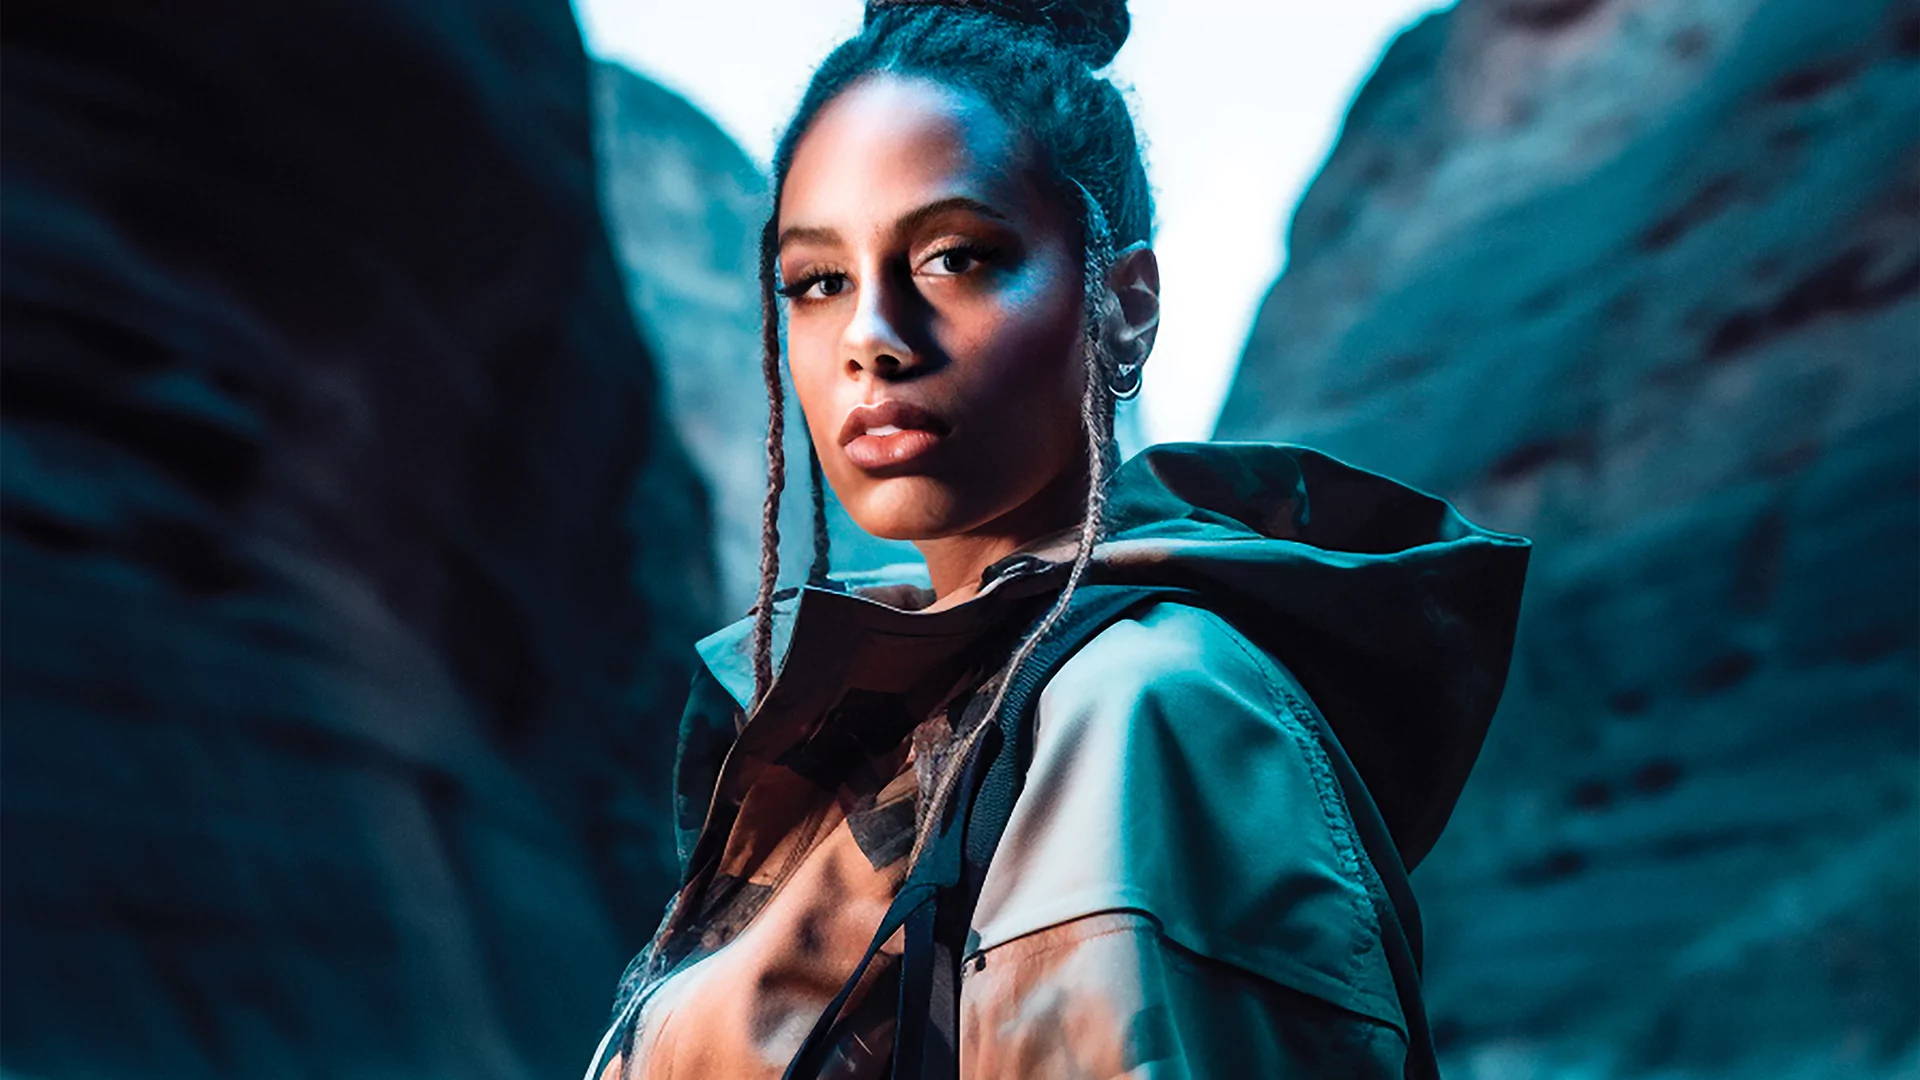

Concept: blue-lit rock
[[0, 4, 713, 1077], [1218, 0, 1918, 1076]]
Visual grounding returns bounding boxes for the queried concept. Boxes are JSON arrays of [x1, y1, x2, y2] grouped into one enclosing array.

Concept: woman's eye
[[923, 245, 993, 277], [777, 272, 850, 302]]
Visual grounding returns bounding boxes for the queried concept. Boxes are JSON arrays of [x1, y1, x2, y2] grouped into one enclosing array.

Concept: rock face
[[591, 63, 917, 619], [0, 4, 713, 1077], [1217, 0, 1918, 1076]]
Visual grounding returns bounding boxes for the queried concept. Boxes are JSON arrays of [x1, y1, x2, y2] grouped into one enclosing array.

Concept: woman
[[586, 1, 1530, 1076]]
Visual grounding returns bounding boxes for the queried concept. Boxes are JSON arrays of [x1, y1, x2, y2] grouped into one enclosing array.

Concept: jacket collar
[[695, 543, 1074, 721]]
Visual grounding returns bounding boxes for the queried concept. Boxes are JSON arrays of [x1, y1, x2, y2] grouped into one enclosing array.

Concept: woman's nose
[[841, 272, 918, 378]]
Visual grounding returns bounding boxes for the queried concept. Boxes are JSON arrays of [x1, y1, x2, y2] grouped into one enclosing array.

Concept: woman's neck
[[912, 463, 1088, 611]]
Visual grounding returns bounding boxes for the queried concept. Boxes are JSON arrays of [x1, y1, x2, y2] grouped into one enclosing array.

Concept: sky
[[571, 0, 1448, 443]]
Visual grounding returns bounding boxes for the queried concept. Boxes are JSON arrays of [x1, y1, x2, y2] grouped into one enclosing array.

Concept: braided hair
[[750, 0, 1152, 714]]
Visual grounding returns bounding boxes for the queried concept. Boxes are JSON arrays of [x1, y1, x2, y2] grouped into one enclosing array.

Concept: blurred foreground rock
[[1218, 0, 1918, 1076], [0, 3, 714, 1077]]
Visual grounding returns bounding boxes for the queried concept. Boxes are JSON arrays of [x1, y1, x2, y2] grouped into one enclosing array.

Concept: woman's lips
[[844, 426, 946, 471], [838, 398, 951, 473]]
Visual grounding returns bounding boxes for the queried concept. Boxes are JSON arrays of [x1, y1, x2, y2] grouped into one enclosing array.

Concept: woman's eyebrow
[[777, 223, 842, 252], [892, 196, 1015, 237], [777, 197, 1014, 253]]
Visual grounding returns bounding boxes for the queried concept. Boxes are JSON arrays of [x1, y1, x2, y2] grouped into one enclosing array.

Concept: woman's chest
[[613, 732, 924, 1079]]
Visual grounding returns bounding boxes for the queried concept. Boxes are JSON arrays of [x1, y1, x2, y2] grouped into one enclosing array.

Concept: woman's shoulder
[[1034, 598, 1300, 725], [974, 596, 1409, 1032], [1027, 599, 1336, 828]]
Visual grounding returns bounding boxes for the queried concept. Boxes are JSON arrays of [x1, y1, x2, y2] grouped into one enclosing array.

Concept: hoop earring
[[1107, 360, 1143, 401]]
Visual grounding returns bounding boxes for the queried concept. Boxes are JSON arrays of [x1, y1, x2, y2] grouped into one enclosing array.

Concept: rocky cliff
[[0, 4, 713, 1077], [1217, 0, 1918, 1076]]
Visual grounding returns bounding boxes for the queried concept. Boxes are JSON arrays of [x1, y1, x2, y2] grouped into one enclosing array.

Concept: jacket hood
[[696, 441, 1530, 871], [1081, 441, 1530, 869]]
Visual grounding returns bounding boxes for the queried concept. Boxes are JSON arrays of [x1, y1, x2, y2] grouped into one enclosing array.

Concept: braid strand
[[751, 216, 788, 709], [808, 444, 832, 586]]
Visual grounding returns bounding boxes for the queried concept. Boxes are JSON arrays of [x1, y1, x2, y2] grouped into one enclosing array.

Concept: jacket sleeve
[[958, 601, 1412, 1077], [959, 909, 1407, 1078]]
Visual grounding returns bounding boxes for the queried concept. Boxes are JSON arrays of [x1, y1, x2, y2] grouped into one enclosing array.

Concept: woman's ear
[[1107, 241, 1160, 365]]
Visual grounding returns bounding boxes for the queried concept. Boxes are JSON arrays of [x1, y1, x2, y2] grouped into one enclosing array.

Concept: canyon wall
[[0, 5, 713, 1077], [1217, 0, 1918, 1076]]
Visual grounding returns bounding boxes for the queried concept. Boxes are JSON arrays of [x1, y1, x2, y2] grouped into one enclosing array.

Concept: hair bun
[[866, 0, 1131, 67], [1029, 0, 1130, 66]]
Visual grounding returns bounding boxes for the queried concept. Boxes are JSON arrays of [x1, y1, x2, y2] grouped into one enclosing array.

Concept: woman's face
[[777, 74, 1088, 545]]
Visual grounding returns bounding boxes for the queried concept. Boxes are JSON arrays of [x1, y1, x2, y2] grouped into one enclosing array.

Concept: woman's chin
[[841, 481, 973, 542], [848, 513, 962, 544]]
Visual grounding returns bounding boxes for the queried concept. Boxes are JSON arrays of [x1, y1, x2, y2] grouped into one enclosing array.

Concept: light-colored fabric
[[971, 601, 1406, 1034], [960, 911, 1407, 1078]]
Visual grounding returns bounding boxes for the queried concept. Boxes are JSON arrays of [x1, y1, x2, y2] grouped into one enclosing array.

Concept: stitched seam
[[1154, 935, 1404, 1039], [968, 910, 1160, 969], [1196, 607, 1378, 1004]]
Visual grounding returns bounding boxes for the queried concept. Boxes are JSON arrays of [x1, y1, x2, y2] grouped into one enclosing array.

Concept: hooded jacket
[[585, 441, 1530, 1079]]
